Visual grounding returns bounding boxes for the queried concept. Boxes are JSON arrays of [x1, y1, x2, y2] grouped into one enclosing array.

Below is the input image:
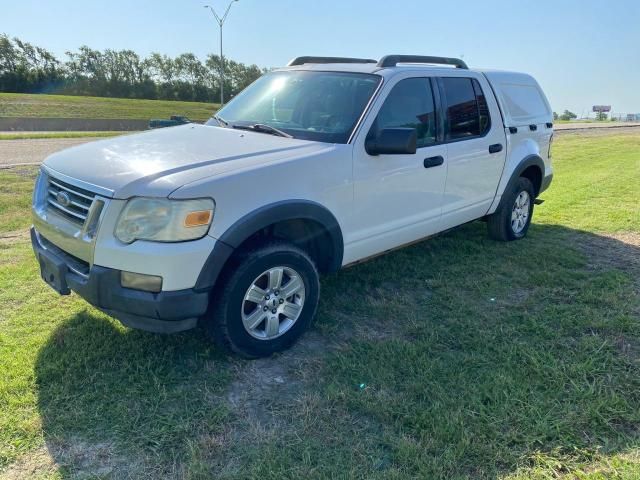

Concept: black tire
[[487, 177, 535, 241], [204, 242, 320, 358]]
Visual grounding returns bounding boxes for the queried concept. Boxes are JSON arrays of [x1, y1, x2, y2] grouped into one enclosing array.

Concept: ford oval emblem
[[56, 191, 71, 207]]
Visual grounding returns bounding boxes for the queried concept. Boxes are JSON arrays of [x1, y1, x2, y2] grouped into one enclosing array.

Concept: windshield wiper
[[231, 123, 292, 138], [213, 115, 229, 127]]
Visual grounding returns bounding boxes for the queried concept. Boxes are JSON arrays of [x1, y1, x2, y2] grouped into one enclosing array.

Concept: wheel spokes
[[268, 267, 284, 290], [281, 276, 303, 299], [510, 190, 532, 234], [281, 301, 302, 319], [243, 307, 266, 330], [245, 284, 267, 304], [241, 266, 306, 341], [265, 315, 280, 338]]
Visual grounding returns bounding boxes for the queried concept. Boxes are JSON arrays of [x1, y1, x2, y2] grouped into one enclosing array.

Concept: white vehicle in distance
[[32, 55, 554, 357]]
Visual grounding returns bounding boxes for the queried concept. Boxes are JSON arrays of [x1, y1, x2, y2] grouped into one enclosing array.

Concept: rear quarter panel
[[483, 71, 553, 212]]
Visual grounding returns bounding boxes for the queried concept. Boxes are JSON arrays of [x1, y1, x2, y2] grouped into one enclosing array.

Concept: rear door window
[[441, 77, 491, 141]]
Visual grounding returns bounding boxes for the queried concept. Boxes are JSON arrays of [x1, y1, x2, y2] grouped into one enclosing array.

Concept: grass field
[[0, 93, 218, 122], [0, 131, 639, 479]]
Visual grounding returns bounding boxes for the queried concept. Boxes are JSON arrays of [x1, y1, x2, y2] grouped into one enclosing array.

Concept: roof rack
[[377, 55, 468, 69], [287, 56, 378, 67]]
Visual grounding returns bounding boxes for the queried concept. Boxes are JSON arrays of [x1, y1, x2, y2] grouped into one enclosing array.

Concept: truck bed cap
[[480, 70, 553, 127]]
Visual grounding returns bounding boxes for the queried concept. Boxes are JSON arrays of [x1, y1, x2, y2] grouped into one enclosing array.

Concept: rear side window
[[499, 83, 550, 122], [373, 78, 437, 148], [442, 77, 491, 141]]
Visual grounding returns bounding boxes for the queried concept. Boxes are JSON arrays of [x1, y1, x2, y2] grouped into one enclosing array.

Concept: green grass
[[0, 132, 639, 479], [0, 92, 218, 122], [0, 167, 36, 232], [537, 133, 639, 233], [0, 131, 127, 140]]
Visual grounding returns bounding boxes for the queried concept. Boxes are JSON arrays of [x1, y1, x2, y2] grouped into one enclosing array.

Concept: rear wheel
[[487, 177, 535, 241], [204, 242, 320, 358]]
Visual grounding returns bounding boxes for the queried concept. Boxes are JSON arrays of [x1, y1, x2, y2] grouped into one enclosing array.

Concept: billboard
[[593, 105, 611, 112]]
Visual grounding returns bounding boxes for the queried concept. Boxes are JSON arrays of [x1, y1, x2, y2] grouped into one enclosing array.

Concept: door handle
[[489, 143, 503, 154], [423, 155, 444, 168], [529, 124, 538, 131]]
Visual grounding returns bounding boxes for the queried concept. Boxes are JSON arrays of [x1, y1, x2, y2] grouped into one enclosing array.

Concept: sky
[[2, 0, 639, 116]]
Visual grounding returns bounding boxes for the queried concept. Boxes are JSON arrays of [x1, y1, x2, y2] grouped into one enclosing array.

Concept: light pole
[[204, 0, 239, 106]]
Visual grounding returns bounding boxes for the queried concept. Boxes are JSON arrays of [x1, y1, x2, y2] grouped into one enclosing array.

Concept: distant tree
[[204, 54, 263, 102], [0, 34, 266, 102], [0, 34, 64, 92], [174, 53, 209, 101], [148, 53, 178, 99], [559, 110, 577, 121], [595, 111, 608, 121], [553, 111, 558, 121]]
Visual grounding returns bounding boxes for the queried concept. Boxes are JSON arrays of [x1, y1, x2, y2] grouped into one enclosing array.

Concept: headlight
[[115, 197, 214, 244]]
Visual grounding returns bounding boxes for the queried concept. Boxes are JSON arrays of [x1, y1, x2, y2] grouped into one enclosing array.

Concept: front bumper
[[31, 227, 209, 333]]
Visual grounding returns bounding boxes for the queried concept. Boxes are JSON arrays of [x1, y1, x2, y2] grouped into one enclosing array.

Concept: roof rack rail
[[287, 56, 378, 67], [377, 55, 468, 69]]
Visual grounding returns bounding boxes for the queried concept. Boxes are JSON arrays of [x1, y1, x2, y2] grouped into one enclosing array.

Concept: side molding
[[195, 200, 344, 291]]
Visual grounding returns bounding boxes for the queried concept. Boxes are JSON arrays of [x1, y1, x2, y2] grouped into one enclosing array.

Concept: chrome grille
[[46, 176, 96, 225]]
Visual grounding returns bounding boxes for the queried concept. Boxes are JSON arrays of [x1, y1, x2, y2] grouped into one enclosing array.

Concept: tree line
[[0, 34, 265, 103]]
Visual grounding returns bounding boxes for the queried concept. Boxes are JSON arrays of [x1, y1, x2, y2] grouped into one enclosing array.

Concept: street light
[[204, 0, 239, 106]]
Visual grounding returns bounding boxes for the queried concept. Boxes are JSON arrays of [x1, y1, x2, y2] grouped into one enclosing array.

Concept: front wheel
[[204, 242, 320, 358], [487, 177, 535, 241]]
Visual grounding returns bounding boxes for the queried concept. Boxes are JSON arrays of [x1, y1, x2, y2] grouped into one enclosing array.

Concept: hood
[[42, 124, 326, 198]]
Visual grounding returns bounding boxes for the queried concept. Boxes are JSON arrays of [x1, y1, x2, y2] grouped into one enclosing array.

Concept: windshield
[[210, 70, 381, 143]]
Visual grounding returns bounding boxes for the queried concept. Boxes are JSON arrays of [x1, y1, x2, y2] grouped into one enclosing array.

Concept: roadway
[[1, 123, 639, 167]]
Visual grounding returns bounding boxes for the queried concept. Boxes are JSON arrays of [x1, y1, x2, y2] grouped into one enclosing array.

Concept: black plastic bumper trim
[[31, 227, 208, 332]]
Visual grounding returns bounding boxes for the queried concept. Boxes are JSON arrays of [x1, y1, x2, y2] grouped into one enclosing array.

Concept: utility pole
[[204, 0, 239, 106]]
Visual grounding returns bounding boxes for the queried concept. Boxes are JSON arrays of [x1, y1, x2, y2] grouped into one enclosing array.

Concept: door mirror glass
[[365, 128, 417, 155]]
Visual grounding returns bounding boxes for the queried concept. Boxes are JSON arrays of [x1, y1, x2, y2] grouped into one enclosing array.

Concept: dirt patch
[[572, 231, 640, 275], [610, 232, 640, 248], [555, 126, 640, 138], [341, 311, 417, 342], [0, 439, 152, 480], [51, 438, 147, 479], [0, 447, 58, 480], [220, 280, 429, 428], [216, 344, 390, 476], [574, 231, 640, 361], [225, 330, 329, 429], [0, 230, 31, 245], [202, 330, 335, 474]]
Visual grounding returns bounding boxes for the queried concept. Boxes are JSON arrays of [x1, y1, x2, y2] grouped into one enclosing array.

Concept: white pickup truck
[[32, 55, 553, 357]]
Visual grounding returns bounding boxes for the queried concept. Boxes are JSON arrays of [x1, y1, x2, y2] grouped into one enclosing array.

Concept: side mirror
[[365, 128, 417, 156]]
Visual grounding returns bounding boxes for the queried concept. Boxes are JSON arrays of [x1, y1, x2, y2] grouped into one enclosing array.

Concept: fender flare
[[497, 154, 545, 209], [195, 200, 344, 291]]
